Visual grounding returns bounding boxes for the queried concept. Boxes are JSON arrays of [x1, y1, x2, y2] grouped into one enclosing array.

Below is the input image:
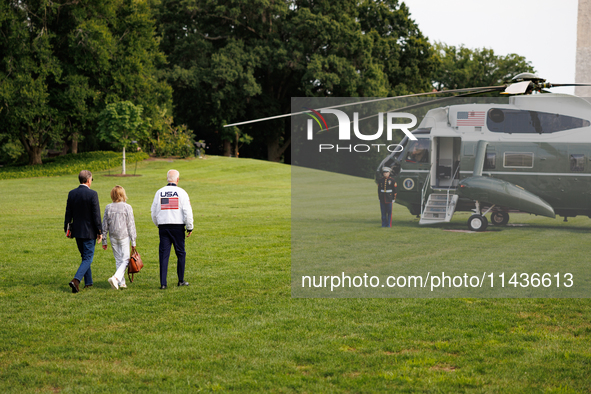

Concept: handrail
[[420, 165, 432, 216], [445, 165, 461, 217], [449, 164, 461, 191]]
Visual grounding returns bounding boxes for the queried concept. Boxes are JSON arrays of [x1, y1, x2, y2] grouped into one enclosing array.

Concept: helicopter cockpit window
[[405, 139, 430, 163], [487, 109, 590, 134], [484, 153, 496, 170], [504, 152, 534, 168], [392, 136, 409, 161], [570, 154, 585, 172]]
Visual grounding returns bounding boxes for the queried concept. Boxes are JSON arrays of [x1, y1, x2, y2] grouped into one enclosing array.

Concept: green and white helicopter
[[379, 73, 591, 231], [226, 73, 591, 231]]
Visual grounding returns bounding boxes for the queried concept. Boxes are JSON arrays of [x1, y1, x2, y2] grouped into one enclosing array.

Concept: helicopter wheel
[[490, 212, 509, 226], [468, 214, 488, 232]]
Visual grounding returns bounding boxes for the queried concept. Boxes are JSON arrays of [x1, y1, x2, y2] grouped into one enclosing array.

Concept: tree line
[[0, 0, 534, 165]]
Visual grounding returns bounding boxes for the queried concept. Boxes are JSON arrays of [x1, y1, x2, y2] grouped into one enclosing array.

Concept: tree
[[0, 1, 64, 164], [431, 43, 536, 90], [154, 0, 433, 162], [97, 101, 145, 174], [0, 0, 172, 164]]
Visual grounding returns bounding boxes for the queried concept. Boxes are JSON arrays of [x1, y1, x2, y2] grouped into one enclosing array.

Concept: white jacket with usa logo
[[151, 184, 194, 231]]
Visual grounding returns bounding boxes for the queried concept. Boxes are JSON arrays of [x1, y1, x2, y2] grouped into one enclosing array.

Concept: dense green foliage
[[0, 0, 536, 165], [1, 158, 591, 392], [0, 0, 172, 165], [151, 122, 195, 158], [432, 42, 536, 90], [97, 101, 146, 151], [0, 151, 148, 180], [154, 0, 434, 161]]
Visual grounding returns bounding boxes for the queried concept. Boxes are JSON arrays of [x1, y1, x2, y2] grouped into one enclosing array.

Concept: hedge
[[0, 151, 149, 180]]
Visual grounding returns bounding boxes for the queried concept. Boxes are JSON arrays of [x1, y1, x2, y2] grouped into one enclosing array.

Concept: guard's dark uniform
[[378, 175, 396, 227]]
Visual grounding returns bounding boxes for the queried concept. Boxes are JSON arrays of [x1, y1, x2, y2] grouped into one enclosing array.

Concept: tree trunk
[[61, 137, 69, 155], [223, 140, 232, 157], [122, 146, 126, 175], [267, 136, 291, 162], [71, 133, 79, 154], [20, 130, 45, 165], [27, 146, 44, 165]]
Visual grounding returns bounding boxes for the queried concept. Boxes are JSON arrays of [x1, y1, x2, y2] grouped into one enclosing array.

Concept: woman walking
[[102, 185, 137, 290]]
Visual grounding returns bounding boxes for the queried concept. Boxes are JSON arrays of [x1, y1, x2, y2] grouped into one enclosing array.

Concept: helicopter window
[[504, 152, 534, 168], [392, 136, 409, 161], [570, 154, 585, 172], [487, 109, 590, 134], [484, 153, 496, 170], [405, 139, 430, 163]]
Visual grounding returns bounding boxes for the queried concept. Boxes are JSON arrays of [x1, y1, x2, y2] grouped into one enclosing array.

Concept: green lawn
[[292, 167, 591, 298], [1, 156, 591, 392]]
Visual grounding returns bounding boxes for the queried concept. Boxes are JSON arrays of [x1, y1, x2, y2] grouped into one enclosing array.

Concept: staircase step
[[425, 207, 447, 213], [419, 194, 459, 225], [422, 213, 446, 219]]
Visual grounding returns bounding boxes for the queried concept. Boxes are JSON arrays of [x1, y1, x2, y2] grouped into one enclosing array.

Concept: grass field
[[1, 156, 591, 392], [292, 167, 591, 298]]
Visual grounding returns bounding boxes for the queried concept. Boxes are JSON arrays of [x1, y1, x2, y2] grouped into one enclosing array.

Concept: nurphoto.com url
[[301, 272, 574, 292]]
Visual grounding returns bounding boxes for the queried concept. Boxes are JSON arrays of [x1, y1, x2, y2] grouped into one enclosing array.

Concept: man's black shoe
[[69, 278, 80, 293], [160, 285, 167, 290], [84, 284, 93, 289], [178, 281, 190, 287]]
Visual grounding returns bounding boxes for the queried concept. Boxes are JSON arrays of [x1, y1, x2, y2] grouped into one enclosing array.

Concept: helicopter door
[[434, 137, 461, 189]]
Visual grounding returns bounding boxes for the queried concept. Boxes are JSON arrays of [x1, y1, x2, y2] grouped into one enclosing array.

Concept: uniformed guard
[[377, 167, 397, 227]]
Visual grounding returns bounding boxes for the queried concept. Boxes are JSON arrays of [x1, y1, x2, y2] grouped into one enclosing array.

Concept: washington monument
[[576, 0, 591, 96]]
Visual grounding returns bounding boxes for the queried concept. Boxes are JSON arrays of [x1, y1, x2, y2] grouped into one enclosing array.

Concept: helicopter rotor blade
[[223, 86, 506, 128], [317, 88, 502, 133], [543, 83, 591, 87]]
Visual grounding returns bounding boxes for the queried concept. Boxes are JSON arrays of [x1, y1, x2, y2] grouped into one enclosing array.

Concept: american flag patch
[[457, 111, 485, 126], [161, 197, 179, 210]]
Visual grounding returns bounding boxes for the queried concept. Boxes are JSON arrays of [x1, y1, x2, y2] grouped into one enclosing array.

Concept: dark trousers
[[158, 226, 186, 286], [74, 238, 95, 285], [380, 201, 392, 227]]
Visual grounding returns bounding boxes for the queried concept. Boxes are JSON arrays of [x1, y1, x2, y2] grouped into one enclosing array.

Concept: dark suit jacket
[[64, 185, 102, 239]]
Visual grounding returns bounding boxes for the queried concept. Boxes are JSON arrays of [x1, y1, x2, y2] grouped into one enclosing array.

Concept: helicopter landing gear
[[467, 214, 488, 231], [490, 211, 509, 226]]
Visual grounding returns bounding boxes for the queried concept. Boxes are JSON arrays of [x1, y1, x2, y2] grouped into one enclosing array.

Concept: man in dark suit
[[64, 170, 103, 293]]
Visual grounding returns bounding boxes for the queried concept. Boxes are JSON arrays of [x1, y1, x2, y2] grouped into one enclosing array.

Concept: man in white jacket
[[151, 169, 194, 289]]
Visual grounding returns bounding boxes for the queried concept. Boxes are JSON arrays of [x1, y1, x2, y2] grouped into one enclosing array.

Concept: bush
[[0, 134, 26, 165], [152, 122, 195, 158], [0, 151, 149, 180]]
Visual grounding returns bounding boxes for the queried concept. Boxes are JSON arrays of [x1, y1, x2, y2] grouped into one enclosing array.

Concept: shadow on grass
[[307, 216, 591, 234]]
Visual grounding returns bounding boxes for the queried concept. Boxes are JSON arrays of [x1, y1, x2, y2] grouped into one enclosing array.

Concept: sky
[[402, 0, 578, 94]]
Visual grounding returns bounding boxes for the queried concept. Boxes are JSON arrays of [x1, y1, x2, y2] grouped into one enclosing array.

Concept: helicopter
[[377, 73, 591, 231], [226, 73, 591, 231]]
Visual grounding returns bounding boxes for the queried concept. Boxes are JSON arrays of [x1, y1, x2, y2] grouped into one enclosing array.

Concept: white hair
[[167, 169, 180, 183]]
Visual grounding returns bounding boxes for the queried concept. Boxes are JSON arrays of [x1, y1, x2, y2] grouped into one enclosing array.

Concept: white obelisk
[[576, 0, 591, 97]]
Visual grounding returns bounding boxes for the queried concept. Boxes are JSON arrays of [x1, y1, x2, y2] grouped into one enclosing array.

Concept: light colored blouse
[[102, 202, 137, 246]]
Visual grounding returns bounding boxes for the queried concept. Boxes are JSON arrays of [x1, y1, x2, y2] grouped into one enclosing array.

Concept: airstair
[[418, 166, 459, 225], [419, 192, 459, 225]]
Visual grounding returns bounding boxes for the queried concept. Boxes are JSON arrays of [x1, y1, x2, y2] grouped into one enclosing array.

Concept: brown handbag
[[127, 249, 144, 283]]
